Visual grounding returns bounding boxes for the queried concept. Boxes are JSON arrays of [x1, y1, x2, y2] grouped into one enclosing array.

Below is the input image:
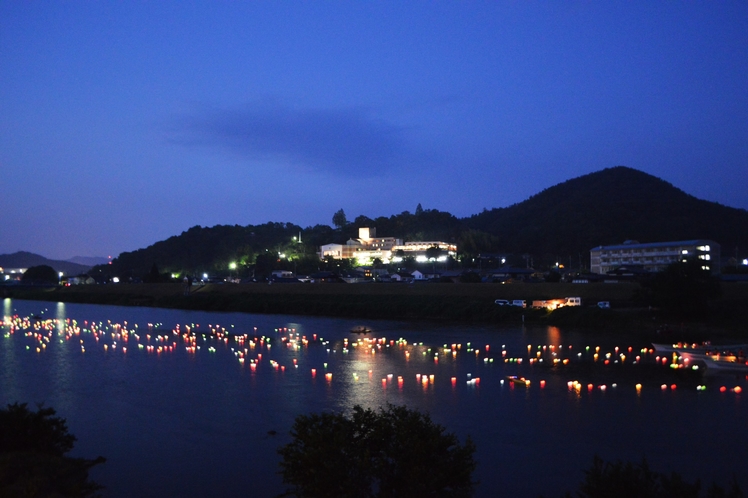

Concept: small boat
[[505, 375, 530, 387], [350, 326, 372, 335], [703, 356, 748, 373], [652, 342, 748, 360]]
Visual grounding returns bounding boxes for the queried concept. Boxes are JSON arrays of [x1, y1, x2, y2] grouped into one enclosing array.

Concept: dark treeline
[[92, 166, 748, 280]]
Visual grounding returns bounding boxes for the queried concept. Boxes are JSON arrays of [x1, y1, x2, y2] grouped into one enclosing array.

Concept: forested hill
[[98, 166, 748, 278], [464, 166, 748, 260]]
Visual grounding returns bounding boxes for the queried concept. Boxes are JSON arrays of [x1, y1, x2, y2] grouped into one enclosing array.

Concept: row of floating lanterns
[[3, 313, 745, 395]]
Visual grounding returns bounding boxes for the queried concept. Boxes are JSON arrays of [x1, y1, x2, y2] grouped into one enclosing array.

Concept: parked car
[[511, 300, 527, 308], [597, 301, 611, 309], [495, 299, 510, 306]]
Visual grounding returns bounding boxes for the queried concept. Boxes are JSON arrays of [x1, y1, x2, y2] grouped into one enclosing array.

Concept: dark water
[[2, 298, 747, 497]]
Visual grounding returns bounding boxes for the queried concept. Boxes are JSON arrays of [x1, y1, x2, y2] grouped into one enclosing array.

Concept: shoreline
[[3, 282, 747, 341]]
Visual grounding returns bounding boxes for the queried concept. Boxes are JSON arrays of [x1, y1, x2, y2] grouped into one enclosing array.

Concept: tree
[[278, 404, 476, 498], [415, 203, 424, 215], [143, 263, 165, 283], [425, 244, 443, 262], [332, 209, 348, 229], [21, 265, 58, 284], [0, 402, 106, 497], [568, 455, 743, 498], [639, 258, 722, 317]]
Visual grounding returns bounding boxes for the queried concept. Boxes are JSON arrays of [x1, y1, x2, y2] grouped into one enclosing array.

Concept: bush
[[21, 265, 58, 284], [564, 455, 743, 498], [278, 404, 477, 498], [0, 402, 105, 497]]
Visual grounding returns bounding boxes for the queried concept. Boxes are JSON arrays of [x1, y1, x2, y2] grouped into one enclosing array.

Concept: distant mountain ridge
[[0, 251, 94, 275], [464, 166, 748, 260], [12, 167, 748, 276]]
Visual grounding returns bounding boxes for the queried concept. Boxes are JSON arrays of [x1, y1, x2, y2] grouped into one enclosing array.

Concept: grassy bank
[[4, 282, 747, 339]]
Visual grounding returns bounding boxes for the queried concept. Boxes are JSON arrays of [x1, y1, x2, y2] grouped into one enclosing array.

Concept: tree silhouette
[[0, 402, 106, 497], [332, 209, 348, 229], [21, 265, 58, 284], [278, 404, 476, 498]]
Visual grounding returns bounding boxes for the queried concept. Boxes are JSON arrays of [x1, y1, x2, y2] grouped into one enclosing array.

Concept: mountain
[[0, 251, 93, 276], [463, 166, 748, 262], [92, 166, 748, 276]]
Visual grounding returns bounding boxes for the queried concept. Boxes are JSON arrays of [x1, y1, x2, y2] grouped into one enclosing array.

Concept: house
[[389, 272, 414, 283], [271, 270, 295, 279], [411, 270, 427, 281], [590, 240, 720, 275], [308, 271, 340, 283]]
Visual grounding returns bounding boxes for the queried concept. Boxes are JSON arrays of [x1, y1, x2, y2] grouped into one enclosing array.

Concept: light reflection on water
[[1, 298, 747, 498]]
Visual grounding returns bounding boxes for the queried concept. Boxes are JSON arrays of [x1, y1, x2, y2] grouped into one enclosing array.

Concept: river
[[1, 298, 746, 497]]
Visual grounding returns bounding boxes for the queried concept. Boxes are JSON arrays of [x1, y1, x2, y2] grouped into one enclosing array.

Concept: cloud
[[172, 102, 408, 177]]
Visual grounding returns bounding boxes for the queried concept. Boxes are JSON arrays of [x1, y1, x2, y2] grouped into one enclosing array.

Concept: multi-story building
[[319, 228, 403, 264], [391, 241, 458, 262], [318, 227, 457, 264], [590, 240, 720, 275]]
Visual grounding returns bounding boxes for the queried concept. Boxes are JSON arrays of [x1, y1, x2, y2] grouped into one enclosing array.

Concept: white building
[[590, 240, 720, 275], [391, 241, 458, 263], [319, 228, 403, 264]]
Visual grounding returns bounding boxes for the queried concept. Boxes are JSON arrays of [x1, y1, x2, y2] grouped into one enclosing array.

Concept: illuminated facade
[[318, 228, 457, 264], [319, 228, 403, 264], [590, 240, 720, 275]]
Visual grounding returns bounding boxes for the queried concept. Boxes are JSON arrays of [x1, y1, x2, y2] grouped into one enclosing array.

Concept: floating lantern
[[720, 386, 727, 392], [734, 386, 742, 393], [540, 380, 546, 388]]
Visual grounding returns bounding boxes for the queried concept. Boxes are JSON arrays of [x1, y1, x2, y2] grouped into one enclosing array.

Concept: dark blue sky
[[2, 2, 747, 259]]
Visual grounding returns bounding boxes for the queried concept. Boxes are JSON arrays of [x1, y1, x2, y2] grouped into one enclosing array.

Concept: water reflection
[[1, 298, 19, 402], [1, 299, 747, 498], [50, 302, 74, 412]]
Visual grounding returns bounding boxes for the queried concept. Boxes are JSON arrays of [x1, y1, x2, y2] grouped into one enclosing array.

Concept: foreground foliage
[[565, 455, 743, 498], [278, 404, 477, 498], [0, 402, 106, 497]]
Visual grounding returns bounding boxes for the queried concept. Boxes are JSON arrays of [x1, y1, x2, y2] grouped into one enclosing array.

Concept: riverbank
[[3, 281, 747, 340]]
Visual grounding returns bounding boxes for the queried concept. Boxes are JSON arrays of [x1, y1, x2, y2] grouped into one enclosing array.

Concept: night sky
[[2, 2, 747, 260]]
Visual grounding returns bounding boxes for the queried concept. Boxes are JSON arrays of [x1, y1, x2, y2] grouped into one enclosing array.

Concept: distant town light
[[229, 262, 237, 270], [112, 277, 120, 283], [743, 259, 748, 266]]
